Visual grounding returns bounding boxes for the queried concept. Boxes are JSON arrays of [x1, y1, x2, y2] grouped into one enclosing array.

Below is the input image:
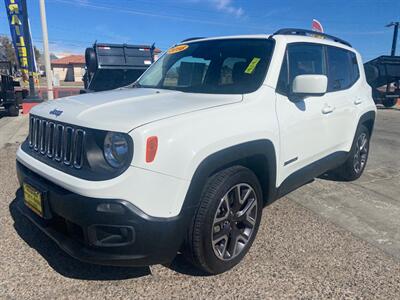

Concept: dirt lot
[[0, 108, 399, 299]]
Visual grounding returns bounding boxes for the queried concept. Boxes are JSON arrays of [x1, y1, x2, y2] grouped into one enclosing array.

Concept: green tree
[[0, 36, 17, 65]]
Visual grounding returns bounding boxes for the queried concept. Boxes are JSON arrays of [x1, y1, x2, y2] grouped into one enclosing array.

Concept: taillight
[[146, 136, 158, 163]]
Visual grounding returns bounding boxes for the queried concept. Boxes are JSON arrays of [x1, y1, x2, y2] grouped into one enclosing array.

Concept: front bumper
[[16, 161, 193, 266]]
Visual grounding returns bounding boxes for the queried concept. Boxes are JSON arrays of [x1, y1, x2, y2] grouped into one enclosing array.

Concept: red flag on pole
[[312, 19, 324, 33]]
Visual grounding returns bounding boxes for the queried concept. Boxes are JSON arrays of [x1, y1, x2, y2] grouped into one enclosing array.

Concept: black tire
[[383, 98, 397, 108], [6, 104, 19, 117], [333, 125, 370, 181], [85, 47, 97, 72], [185, 166, 263, 274]]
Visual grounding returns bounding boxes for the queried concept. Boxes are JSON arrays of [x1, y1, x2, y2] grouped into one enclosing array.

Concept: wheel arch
[[181, 139, 277, 212], [359, 110, 376, 137]]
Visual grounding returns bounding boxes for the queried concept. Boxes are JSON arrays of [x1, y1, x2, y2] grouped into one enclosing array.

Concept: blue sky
[[0, 0, 399, 61]]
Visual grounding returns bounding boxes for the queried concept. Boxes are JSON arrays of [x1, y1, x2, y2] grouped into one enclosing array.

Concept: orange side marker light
[[146, 136, 158, 163]]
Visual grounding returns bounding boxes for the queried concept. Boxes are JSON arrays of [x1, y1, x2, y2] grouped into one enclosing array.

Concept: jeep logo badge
[[49, 109, 63, 117]]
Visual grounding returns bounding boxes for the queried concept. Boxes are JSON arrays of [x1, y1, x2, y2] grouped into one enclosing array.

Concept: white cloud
[[210, 0, 244, 17], [187, 0, 244, 17]]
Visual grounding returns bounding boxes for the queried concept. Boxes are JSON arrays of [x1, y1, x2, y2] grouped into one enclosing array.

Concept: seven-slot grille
[[28, 115, 86, 169]]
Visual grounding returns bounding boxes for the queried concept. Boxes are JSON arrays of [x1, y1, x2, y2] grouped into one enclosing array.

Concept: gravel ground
[[1, 140, 400, 299]]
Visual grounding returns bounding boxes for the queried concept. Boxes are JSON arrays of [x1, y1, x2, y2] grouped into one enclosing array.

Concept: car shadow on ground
[[164, 254, 211, 277], [318, 172, 345, 182], [9, 191, 205, 280]]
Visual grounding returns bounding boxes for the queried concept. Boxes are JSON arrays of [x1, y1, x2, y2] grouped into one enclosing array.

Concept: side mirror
[[292, 74, 328, 96]]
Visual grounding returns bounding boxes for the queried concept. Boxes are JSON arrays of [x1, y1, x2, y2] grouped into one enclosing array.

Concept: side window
[[326, 47, 358, 91], [277, 43, 325, 95], [288, 44, 325, 83]]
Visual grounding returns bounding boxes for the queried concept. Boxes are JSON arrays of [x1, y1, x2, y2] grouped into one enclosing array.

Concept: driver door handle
[[322, 104, 335, 114], [354, 98, 363, 105]]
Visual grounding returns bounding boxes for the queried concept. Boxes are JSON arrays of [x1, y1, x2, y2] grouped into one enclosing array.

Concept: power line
[[47, 0, 266, 30], [47, 0, 398, 27]]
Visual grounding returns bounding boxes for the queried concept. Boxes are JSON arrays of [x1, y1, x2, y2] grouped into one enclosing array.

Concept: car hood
[[31, 88, 243, 132]]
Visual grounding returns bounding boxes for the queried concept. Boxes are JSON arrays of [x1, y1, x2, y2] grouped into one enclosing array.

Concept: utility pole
[[39, 0, 54, 100], [386, 21, 399, 56]]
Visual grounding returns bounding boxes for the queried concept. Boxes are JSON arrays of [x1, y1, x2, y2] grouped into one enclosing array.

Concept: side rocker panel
[[276, 110, 376, 199]]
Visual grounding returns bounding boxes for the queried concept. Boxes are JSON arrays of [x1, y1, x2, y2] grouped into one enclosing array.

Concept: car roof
[[181, 34, 271, 44], [179, 33, 356, 53]]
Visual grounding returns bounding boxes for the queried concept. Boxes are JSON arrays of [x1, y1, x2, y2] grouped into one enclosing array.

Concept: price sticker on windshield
[[168, 44, 189, 54], [245, 57, 261, 74]]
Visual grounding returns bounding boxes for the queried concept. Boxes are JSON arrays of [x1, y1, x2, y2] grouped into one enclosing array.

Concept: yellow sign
[[167, 44, 189, 54], [245, 57, 261, 74], [23, 183, 43, 217]]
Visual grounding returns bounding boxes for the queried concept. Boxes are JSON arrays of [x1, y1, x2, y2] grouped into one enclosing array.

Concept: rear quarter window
[[326, 46, 360, 92]]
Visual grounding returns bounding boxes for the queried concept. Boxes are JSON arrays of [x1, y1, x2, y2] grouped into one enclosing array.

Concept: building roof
[[51, 55, 85, 65]]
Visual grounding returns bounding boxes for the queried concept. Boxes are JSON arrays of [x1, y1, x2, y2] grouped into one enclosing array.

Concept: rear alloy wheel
[[186, 166, 262, 274], [353, 132, 368, 175], [333, 125, 370, 181]]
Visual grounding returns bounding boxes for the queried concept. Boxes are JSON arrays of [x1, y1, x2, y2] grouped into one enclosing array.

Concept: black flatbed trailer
[[364, 55, 400, 107], [82, 43, 157, 93], [0, 61, 27, 116]]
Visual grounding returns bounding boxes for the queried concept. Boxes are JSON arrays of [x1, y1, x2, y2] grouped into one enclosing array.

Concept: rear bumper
[[16, 161, 193, 267]]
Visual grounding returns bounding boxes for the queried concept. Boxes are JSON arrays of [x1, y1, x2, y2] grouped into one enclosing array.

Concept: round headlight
[[103, 132, 130, 168]]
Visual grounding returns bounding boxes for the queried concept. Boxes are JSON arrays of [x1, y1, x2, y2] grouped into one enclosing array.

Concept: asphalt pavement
[[0, 108, 399, 299], [290, 108, 400, 261]]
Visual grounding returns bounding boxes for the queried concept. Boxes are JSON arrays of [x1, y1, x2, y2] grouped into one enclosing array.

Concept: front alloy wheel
[[212, 183, 258, 261], [186, 166, 262, 274]]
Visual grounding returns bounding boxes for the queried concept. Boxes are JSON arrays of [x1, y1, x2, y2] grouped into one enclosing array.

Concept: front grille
[[28, 115, 86, 169]]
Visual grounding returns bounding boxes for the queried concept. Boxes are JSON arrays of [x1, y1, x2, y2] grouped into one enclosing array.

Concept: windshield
[[137, 39, 274, 94]]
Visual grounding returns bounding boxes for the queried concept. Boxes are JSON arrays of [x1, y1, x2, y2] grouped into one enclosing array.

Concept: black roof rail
[[273, 28, 352, 47], [180, 37, 206, 43]]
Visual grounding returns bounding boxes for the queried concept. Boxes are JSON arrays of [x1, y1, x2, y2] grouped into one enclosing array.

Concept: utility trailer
[[0, 61, 27, 116], [82, 43, 157, 93], [364, 55, 400, 108]]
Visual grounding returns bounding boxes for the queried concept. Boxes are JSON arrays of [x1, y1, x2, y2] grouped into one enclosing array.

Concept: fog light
[[88, 224, 135, 247]]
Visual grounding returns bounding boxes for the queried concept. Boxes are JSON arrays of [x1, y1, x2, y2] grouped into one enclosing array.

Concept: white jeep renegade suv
[[16, 29, 376, 274]]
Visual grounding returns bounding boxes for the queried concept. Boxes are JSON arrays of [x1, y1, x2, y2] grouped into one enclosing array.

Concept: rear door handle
[[322, 105, 335, 114], [354, 98, 363, 105]]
